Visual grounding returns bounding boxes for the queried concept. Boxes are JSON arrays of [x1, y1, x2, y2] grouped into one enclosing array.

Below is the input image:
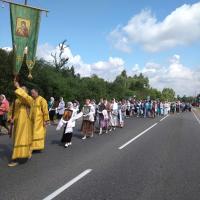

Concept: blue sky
[[0, 0, 200, 95]]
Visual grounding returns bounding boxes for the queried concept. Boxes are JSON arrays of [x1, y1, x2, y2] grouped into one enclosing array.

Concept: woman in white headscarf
[[48, 97, 56, 125], [109, 98, 118, 131], [57, 97, 65, 119]]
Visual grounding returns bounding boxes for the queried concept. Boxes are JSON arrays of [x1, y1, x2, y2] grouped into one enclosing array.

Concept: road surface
[[0, 110, 200, 200]]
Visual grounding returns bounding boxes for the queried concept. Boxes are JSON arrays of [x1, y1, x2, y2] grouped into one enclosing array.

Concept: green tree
[[161, 88, 175, 101], [0, 48, 176, 103]]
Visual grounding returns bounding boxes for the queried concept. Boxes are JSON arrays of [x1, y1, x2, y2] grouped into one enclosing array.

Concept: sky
[[0, 0, 200, 96]]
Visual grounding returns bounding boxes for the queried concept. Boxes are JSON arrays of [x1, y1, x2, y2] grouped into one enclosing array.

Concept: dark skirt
[[61, 125, 72, 143], [49, 110, 55, 121], [81, 120, 94, 135], [126, 109, 130, 116], [57, 114, 63, 120], [0, 115, 8, 128], [61, 132, 73, 143]]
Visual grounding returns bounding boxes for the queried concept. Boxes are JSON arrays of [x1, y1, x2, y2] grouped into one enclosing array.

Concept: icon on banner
[[16, 18, 30, 37]]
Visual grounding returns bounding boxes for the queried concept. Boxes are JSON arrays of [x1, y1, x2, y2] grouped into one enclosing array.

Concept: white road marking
[[192, 110, 200, 125], [43, 169, 92, 200], [160, 115, 169, 122], [118, 123, 158, 150]]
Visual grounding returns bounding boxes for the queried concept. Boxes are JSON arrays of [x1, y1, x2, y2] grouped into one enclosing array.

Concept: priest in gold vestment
[[30, 88, 49, 151], [14, 82, 49, 152], [8, 86, 32, 167]]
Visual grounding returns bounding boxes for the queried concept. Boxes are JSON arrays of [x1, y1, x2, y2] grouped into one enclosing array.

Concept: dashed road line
[[118, 123, 158, 150], [160, 114, 169, 122], [43, 169, 92, 200], [119, 114, 169, 150], [192, 110, 200, 125]]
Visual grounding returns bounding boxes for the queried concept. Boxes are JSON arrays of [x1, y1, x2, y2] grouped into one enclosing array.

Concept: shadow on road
[[51, 139, 63, 146], [73, 131, 83, 139], [0, 143, 11, 162]]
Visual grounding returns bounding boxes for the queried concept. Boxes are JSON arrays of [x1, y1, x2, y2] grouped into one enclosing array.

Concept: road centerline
[[42, 169, 92, 200], [118, 122, 158, 150], [160, 114, 169, 122]]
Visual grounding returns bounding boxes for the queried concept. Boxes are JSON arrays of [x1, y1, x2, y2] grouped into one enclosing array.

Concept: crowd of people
[[50, 97, 190, 148], [0, 82, 192, 167]]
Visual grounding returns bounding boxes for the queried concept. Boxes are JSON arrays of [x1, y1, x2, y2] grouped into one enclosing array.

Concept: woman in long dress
[[109, 98, 118, 131], [98, 99, 109, 135], [81, 99, 95, 139]]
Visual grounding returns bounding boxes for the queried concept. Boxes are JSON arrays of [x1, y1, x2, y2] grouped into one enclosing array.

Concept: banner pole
[[0, 0, 49, 12]]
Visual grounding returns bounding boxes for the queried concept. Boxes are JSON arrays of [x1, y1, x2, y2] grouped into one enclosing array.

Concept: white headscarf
[[67, 102, 73, 109], [1, 94, 6, 100], [50, 97, 54, 102]]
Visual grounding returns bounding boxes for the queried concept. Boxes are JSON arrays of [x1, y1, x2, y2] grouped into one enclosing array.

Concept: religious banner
[[10, 3, 41, 78]]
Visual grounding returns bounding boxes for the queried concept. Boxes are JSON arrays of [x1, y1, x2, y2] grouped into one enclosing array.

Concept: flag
[[10, 3, 41, 78]]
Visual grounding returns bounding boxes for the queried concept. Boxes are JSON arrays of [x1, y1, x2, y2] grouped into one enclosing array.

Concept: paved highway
[[0, 110, 200, 200]]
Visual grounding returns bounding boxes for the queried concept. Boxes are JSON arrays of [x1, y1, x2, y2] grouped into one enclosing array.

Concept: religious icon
[[83, 106, 91, 115], [63, 109, 73, 121], [82, 105, 91, 120], [16, 18, 30, 37]]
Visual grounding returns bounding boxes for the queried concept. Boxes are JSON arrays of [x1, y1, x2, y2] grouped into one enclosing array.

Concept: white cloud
[[1, 47, 12, 52], [131, 54, 200, 96], [36, 43, 124, 81], [91, 57, 124, 81], [109, 2, 200, 52]]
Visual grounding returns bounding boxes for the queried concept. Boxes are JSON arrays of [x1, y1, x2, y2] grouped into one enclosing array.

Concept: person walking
[[109, 98, 118, 131], [57, 97, 65, 120], [8, 86, 32, 167], [0, 95, 9, 134], [48, 97, 56, 125], [56, 102, 82, 148], [98, 98, 109, 135], [81, 99, 95, 139], [14, 81, 49, 152]]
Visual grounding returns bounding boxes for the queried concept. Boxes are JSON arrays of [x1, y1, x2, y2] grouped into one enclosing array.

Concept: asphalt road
[[1, 110, 200, 200]]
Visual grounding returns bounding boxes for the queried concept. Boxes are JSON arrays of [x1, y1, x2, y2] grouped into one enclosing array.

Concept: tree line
[[0, 47, 194, 104]]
